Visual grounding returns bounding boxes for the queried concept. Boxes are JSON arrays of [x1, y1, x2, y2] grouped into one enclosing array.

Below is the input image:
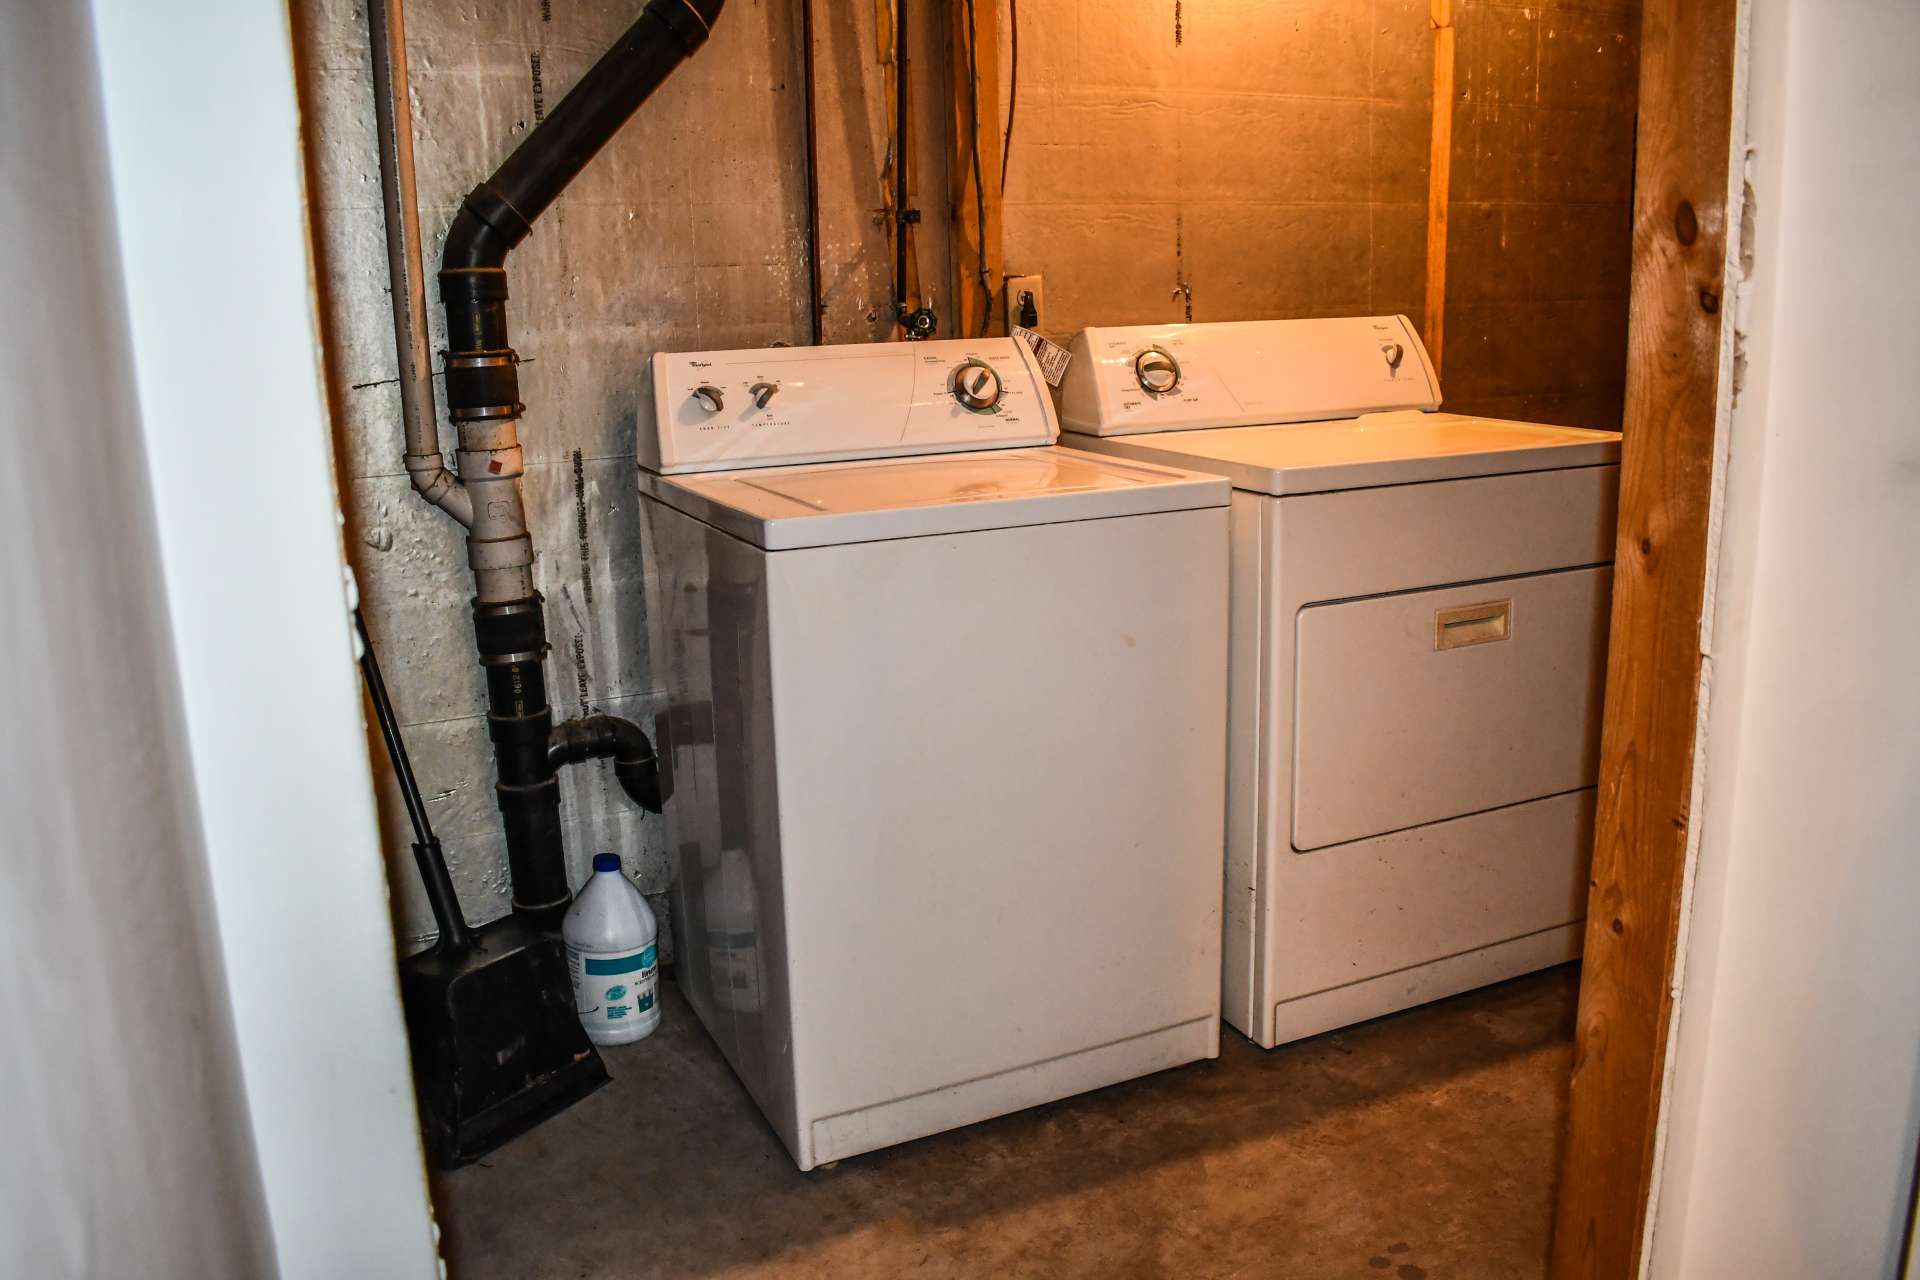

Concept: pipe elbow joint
[[612, 755, 664, 816], [550, 714, 663, 814], [440, 189, 529, 273], [405, 454, 474, 526]]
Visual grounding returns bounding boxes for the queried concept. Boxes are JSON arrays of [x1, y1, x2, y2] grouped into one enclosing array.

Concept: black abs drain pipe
[[471, 596, 572, 920], [370, 0, 724, 929], [440, 0, 722, 926]]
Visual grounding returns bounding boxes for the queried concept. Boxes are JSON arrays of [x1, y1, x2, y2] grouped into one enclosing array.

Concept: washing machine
[[1059, 315, 1621, 1049], [637, 336, 1231, 1168]]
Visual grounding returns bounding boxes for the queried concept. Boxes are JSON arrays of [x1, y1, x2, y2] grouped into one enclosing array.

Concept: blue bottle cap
[[592, 853, 621, 873]]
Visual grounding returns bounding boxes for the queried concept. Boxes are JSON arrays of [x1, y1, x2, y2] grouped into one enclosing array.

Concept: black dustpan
[[357, 610, 608, 1168]]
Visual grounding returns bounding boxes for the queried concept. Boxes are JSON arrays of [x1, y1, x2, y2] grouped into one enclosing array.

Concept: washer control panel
[[644, 338, 1058, 474], [1059, 315, 1441, 437]]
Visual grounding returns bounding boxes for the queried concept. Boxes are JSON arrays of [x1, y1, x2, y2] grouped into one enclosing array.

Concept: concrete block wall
[[296, 0, 907, 952]]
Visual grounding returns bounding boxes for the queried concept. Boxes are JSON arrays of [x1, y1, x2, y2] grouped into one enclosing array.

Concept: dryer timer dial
[[1134, 347, 1181, 395]]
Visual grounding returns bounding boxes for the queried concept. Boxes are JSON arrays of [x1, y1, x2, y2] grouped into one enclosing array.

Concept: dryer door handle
[[1434, 599, 1513, 650]]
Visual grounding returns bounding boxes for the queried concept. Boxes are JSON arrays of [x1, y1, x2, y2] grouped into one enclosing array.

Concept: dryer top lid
[[1068, 411, 1622, 495]]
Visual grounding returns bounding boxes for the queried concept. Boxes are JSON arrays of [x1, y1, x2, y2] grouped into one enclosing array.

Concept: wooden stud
[[1548, 0, 1742, 1275], [1423, 0, 1455, 373], [946, 0, 1002, 339]]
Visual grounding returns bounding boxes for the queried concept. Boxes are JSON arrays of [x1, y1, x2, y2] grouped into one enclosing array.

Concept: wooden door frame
[[1549, 0, 1746, 1275]]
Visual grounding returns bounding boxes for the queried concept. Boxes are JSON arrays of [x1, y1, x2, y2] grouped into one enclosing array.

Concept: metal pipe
[[368, 0, 470, 527]]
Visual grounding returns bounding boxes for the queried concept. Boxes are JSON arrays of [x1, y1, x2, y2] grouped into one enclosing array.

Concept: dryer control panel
[[1059, 315, 1441, 437], [643, 338, 1059, 474]]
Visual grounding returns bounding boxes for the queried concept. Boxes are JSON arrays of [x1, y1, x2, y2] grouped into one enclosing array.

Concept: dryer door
[[1291, 565, 1612, 851]]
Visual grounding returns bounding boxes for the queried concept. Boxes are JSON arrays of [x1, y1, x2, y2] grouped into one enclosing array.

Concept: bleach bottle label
[[568, 942, 659, 1038]]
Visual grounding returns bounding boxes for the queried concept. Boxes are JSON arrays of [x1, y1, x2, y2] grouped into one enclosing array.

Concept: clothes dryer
[[1061, 316, 1621, 1048]]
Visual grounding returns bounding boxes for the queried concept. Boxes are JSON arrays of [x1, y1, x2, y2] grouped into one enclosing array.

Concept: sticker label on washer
[[1013, 326, 1072, 387]]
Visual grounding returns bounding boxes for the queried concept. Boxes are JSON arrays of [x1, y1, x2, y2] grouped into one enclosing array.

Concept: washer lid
[[1066, 411, 1621, 495], [639, 446, 1228, 550]]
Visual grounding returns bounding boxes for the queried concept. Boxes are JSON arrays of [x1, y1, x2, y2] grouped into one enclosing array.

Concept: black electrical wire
[[800, 0, 823, 344], [1000, 0, 1018, 195], [963, 0, 990, 336]]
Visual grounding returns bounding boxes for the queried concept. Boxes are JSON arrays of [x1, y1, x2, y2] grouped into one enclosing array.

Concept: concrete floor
[[434, 965, 1578, 1279]]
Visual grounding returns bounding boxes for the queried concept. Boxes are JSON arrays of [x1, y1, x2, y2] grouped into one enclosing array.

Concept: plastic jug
[[563, 853, 661, 1045]]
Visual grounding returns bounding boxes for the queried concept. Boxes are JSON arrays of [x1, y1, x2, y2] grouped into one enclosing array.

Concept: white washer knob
[[951, 359, 1003, 412], [1382, 342, 1406, 373], [1134, 347, 1181, 395], [693, 384, 725, 413]]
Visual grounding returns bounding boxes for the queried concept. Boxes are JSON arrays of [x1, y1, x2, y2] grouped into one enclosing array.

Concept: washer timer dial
[[950, 358, 1004, 412]]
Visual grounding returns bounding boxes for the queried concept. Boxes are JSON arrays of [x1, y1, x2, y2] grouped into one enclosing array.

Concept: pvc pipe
[[368, 0, 469, 527]]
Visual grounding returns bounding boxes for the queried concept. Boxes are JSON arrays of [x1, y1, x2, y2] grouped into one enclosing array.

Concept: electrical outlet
[[1005, 274, 1045, 334]]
